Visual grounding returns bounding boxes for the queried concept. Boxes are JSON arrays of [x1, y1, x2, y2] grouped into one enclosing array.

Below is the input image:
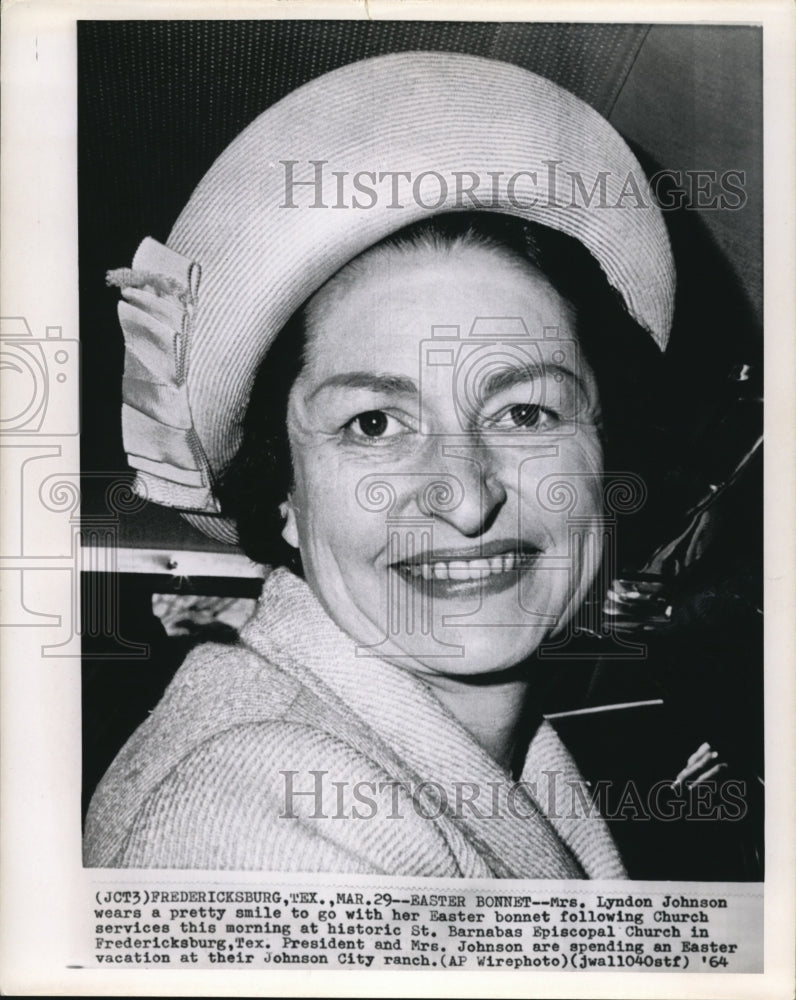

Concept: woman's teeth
[[403, 553, 520, 580]]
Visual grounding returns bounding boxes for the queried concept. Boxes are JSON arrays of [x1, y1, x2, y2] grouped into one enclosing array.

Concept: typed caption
[[84, 879, 762, 973]]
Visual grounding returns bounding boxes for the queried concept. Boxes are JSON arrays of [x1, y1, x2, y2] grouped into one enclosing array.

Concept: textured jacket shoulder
[[83, 640, 309, 866]]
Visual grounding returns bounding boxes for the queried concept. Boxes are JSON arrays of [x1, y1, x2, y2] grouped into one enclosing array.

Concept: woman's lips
[[391, 544, 540, 598], [401, 552, 522, 580]]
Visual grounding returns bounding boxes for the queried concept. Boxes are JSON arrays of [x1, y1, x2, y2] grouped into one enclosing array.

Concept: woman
[[84, 52, 676, 875]]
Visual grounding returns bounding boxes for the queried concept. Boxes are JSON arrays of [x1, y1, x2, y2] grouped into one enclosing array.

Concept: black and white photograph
[[80, 17, 765, 879], [1, 3, 794, 996]]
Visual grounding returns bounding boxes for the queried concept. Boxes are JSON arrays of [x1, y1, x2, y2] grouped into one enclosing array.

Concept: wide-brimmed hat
[[108, 51, 675, 544]]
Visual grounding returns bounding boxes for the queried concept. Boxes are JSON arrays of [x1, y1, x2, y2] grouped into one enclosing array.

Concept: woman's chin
[[369, 623, 548, 680], [333, 575, 567, 678]]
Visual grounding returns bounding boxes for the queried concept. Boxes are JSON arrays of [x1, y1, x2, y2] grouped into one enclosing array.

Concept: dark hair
[[218, 212, 665, 570]]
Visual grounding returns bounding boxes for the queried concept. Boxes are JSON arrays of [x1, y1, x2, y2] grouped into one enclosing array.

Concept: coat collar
[[241, 568, 626, 879]]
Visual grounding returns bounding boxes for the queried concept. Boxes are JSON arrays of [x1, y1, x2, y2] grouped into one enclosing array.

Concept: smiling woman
[[226, 215, 609, 684], [243, 217, 606, 765], [84, 53, 678, 875]]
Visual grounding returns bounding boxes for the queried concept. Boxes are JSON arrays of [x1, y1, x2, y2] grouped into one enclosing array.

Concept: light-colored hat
[[108, 51, 675, 544]]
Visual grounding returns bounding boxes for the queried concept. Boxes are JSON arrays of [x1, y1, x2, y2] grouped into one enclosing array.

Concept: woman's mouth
[[400, 552, 524, 580], [391, 544, 540, 598]]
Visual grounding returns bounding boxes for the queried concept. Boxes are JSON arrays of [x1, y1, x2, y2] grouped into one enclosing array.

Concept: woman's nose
[[416, 446, 507, 536]]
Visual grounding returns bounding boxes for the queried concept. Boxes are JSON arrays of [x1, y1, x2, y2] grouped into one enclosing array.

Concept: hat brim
[[114, 51, 675, 544]]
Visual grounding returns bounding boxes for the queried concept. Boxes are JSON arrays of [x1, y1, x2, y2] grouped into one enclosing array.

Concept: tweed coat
[[84, 569, 627, 878]]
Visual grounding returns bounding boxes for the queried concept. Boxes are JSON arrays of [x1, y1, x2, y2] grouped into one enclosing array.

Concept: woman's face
[[282, 241, 604, 677]]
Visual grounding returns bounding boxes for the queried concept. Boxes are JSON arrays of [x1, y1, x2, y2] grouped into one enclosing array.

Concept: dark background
[[79, 20, 763, 878]]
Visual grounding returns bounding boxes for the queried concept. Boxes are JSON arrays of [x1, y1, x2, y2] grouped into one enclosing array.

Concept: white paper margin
[[1, 1, 793, 996]]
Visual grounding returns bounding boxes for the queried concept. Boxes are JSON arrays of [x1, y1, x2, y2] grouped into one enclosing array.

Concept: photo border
[[1, 1, 793, 996]]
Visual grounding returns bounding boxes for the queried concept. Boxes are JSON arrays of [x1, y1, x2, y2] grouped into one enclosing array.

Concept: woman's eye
[[347, 410, 404, 440], [508, 403, 542, 428], [491, 403, 553, 431]]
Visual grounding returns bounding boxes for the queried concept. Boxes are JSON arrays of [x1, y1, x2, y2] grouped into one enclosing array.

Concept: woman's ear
[[280, 499, 299, 550]]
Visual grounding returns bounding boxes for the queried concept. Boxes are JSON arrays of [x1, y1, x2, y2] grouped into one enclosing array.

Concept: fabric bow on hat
[[106, 52, 676, 542], [107, 237, 219, 514]]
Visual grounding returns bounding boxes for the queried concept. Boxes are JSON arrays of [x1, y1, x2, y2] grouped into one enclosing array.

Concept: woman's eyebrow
[[483, 363, 585, 397], [308, 371, 418, 400]]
